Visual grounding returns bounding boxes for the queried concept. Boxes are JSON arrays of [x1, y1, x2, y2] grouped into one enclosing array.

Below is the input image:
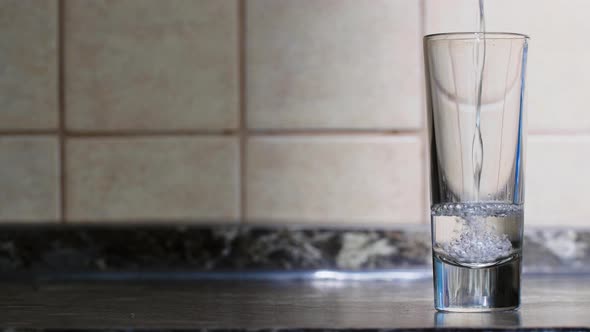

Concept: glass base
[[433, 256, 521, 312]]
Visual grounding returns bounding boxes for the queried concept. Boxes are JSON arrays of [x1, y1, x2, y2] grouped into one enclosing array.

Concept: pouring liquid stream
[[472, 0, 486, 201]]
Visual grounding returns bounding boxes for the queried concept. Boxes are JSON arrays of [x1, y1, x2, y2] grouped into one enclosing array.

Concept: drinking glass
[[424, 32, 529, 312]]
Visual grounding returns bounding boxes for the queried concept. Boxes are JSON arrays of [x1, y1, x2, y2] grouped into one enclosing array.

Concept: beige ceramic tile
[[247, 0, 422, 130], [246, 136, 424, 225], [66, 137, 239, 222], [526, 136, 590, 226], [425, 0, 590, 132], [0, 0, 58, 130], [0, 137, 59, 221], [65, 0, 238, 131]]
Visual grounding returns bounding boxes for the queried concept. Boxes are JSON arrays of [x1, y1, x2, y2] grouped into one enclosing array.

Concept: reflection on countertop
[[0, 275, 589, 329]]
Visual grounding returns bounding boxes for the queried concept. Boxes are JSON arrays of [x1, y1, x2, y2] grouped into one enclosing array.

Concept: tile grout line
[[44, 129, 427, 136], [420, 0, 426, 37], [0, 129, 581, 137], [248, 129, 423, 136], [0, 130, 59, 135], [0, 129, 428, 137], [64, 130, 239, 137], [58, 0, 67, 224], [238, 0, 248, 224], [419, 0, 429, 225]]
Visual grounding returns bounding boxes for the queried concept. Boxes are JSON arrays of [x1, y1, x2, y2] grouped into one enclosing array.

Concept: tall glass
[[424, 32, 529, 312]]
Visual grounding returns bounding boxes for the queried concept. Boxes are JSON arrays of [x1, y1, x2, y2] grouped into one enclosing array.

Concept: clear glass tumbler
[[424, 32, 529, 312]]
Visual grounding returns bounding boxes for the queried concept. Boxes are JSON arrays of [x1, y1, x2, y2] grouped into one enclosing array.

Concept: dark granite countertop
[[0, 275, 589, 330], [0, 225, 589, 276]]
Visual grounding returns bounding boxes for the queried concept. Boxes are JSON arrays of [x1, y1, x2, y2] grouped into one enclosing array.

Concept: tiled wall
[[0, 0, 587, 227]]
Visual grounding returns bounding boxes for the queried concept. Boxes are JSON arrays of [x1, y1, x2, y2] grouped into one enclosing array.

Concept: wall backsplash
[[0, 0, 587, 227]]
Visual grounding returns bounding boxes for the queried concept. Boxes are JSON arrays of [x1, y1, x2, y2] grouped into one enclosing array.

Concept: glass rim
[[424, 32, 530, 41]]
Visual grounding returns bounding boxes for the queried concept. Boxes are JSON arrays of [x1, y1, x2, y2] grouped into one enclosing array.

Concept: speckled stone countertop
[[0, 224, 588, 276]]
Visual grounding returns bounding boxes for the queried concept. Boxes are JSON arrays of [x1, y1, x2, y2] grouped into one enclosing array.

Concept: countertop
[[0, 275, 589, 330], [1, 225, 589, 275]]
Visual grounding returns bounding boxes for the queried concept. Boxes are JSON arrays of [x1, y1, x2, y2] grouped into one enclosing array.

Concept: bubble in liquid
[[442, 216, 513, 263], [432, 203, 522, 264]]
